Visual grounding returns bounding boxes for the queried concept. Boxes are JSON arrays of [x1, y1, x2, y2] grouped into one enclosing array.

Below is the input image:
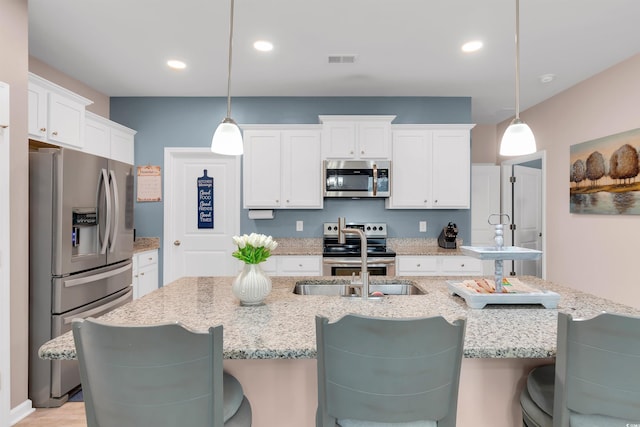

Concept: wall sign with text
[[197, 170, 214, 228]]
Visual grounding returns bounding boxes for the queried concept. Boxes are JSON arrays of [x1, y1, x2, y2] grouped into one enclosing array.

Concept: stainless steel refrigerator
[[29, 147, 135, 407]]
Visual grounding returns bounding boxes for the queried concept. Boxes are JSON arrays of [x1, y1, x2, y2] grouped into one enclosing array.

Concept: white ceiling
[[28, 0, 640, 124]]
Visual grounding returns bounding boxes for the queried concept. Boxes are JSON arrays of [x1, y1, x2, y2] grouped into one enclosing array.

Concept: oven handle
[[62, 288, 132, 325], [323, 258, 396, 265]]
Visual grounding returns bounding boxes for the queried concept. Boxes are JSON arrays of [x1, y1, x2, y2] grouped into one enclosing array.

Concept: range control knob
[[378, 225, 384, 231]]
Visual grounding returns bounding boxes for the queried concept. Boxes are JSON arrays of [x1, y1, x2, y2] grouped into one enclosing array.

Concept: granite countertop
[[39, 275, 640, 362], [133, 237, 160, 254]]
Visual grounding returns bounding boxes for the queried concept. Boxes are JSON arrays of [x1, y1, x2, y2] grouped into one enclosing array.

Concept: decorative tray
[[459, 246, 542, 260], [447, 278, 560, 309]]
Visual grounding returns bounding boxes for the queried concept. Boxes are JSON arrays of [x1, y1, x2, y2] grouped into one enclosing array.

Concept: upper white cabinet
[[243, 126, 323, 209], [28, 73, 92, 149], [386, 125, 473, 209], [320, 115, 395, 159], [85, 111, 136, 164], [0, 81, 8, 129]]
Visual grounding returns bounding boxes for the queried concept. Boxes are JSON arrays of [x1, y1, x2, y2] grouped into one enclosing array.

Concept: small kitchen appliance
[[438, 222, 458, 249]]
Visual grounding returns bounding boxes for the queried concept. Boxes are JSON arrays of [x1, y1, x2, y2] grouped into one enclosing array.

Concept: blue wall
[[110, 96, 473, 254]]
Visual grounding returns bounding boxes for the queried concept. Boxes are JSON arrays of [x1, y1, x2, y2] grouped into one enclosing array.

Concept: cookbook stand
[[448, 214, 559, 308]]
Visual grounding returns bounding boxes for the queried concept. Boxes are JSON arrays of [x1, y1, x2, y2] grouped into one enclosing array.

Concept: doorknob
[[173, 240, 181, 246]]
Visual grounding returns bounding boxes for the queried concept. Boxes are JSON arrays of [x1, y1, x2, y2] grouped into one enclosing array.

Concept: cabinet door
[[110, 127, 135, 165], [277, 256, 322, 276], [84, 115, 111, 158], [48, 92, 85, 148], [322, 122, 357, 158], [243, 131, 282, 208], [387, 130, 432, 208], [396, 256, 439, 276], [134, 250, 158, 299], [282, 130, 322, 208], [0, 82, 9, 128], [358, 121, 391, 159], [440, 256, 483, 276], [431, 130, 470, 208], [28, 83, 48, 140]]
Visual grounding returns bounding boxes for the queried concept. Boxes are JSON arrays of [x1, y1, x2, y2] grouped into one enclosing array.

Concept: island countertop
[[39, 275, 640, 361]]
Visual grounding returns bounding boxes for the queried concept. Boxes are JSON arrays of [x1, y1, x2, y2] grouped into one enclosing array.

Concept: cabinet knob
[[140, 272, 145, 276], [173, 240, 181, 246], [349, 151, 354, 155], [275, 199, 279, 203], [40, 127, 46, 132], [148, 257, 153, 261], [424, 200, 428, 203], [51, 131, 58, 136], [360, 150, 364, 154], [461, 264, 465, 267], [434, 199, 438, 203], [286, 199, 290, 203], [416, 264, 421, 267]]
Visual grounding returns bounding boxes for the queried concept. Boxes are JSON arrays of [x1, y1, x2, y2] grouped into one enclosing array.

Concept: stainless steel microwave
[[324, 160, 390, 198]]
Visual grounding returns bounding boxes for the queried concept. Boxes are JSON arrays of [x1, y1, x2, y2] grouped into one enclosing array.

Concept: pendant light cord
[[225, 0, 235, 119], [514, 0, 521, 120]]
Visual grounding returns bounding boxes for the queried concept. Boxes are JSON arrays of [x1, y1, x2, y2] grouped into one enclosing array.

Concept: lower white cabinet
[[133, 249, 159, 299], [397, 255, 482, 276], [250, 255, 322, 276]]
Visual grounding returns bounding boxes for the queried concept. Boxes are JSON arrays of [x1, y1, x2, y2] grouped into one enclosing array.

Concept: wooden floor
[[15, 403, 87, 427]]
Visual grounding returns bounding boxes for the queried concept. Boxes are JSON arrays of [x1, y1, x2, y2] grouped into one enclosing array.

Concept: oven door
[[322, 257, 396, 276]]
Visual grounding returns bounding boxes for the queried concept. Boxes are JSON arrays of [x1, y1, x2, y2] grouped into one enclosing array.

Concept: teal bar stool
[[315, 314, 466, 427], [520, 312, 640, 427], [72, 318, 251, 427]]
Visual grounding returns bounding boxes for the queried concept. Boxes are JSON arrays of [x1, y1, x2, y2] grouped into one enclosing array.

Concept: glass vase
[[232, 263, 272, 306]]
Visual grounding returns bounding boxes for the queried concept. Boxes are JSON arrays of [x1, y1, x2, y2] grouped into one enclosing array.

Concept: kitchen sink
[[292, 279, 424, 296]]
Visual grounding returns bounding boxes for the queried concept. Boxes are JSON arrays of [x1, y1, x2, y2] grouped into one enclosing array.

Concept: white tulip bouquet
[[232, 233, 278, 264]]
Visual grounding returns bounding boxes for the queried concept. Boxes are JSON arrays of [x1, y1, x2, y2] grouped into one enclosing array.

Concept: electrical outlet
[[296, 220, 303, 231], [419, 221, 427, 232]]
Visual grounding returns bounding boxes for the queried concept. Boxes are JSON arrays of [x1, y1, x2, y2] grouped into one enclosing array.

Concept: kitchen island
[[40, 276, 640, 427]]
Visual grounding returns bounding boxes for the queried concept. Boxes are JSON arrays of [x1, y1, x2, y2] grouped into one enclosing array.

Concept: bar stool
[[520, 312, 640, 427], [315, 314, 466, 427]]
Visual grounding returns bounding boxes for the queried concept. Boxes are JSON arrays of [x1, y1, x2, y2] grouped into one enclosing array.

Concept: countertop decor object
[[231, 233, 277, 305]]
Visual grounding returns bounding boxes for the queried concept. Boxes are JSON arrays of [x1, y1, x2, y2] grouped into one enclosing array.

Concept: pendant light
[[500, 0, 536, 156], [211, 0, 243, 155]]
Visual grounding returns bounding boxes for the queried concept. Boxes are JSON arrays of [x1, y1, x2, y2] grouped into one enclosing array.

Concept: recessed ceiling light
[[167, 60, 186, 70], [253, 40, 273, 52], [539, 73, 555, 83], [461, 40, 483, 53]]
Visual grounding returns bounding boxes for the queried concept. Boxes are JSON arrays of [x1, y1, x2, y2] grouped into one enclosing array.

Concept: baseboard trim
[[10, 399, 35, 426]]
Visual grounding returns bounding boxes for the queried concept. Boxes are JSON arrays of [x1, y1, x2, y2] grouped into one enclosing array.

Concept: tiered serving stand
[[446, 214, 559, 309]]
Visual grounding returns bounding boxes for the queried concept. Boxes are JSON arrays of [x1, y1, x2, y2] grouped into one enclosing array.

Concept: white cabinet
[[243, 256, 322, 276], [275, 255, 322, 276], [133, 249, 159, 299], [396, 256, 439, 275], [85, 111, 136, 164], [0, 81, 8, 129], [243, 126, 322, 209], [28, 73, 92, 149], [387, 125, 473, 209], [320, 115, 395, 159], [396, 255, 482, 276]]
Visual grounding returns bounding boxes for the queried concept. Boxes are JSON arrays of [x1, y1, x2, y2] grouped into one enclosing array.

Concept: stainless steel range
[[322, 222, 396, 276]]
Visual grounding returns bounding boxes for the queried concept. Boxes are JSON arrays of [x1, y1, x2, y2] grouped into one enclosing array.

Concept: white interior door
[[471, 164, 501, 275], [163, 148, 241, 284], [510, 165, 543, 277]]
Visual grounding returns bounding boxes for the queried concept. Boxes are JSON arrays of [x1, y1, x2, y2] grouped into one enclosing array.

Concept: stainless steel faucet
[[338, 217, 369, 299]]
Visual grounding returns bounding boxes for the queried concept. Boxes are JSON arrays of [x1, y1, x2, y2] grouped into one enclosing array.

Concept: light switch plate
[[419, 221, 427, 232], [296, 220, 303, 231]]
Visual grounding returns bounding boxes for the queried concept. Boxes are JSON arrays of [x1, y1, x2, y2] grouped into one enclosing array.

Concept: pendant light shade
[[500, 118, 536, 156], [500, 0, 536, 156], [211, 0, 243, 156], [212, 117, 243, 155]]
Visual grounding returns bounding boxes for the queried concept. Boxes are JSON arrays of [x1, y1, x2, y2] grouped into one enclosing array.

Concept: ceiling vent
[[328, 55, 357, 64]]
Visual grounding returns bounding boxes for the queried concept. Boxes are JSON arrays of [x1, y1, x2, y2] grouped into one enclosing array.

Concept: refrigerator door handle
[[108, 169, 119, 253], [99, 168, 111, 255], [63, 263, 132, 288]]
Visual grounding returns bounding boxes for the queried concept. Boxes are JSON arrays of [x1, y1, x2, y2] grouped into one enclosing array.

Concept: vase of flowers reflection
[[231, 233, 278, 306]]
